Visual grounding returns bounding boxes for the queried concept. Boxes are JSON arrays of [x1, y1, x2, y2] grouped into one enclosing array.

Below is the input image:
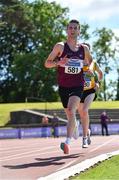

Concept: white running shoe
[[82, 137, 88, 148], [72, 120, 79, 140], [87, 129, 91, 145]]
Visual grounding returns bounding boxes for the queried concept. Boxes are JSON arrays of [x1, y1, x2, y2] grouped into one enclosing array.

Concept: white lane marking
[[0, 137, 116, 166], [0, 146, 48, 153], [37, 150, 119, 180], [0, 146, 56, 162], [53, 137, 115, 173], [0, 144, 40, 151], [57, 159, 78, 171], [89, 137, 115, 152], [0, 141, 53, 151], [0, 146, 83, 162], [0, 149, 60, 162]]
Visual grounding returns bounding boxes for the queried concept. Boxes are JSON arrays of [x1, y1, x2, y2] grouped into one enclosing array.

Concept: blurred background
[[0, 0, 119, 103]]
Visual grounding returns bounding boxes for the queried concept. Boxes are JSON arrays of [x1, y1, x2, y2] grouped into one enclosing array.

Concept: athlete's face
[[67, 23, 80, 39]]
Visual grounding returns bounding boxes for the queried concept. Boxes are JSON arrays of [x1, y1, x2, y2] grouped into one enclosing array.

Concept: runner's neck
[[66, 39, 80, 52]]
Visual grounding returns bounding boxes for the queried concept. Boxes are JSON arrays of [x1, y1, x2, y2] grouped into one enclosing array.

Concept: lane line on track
[[0, 142, 51, 151], [37, 137, 117, 180], [54, 137, 115, 173], [57, 159, 78, 171], [0, 137, 115, 162], [0, 149, 65, 162], [38, 150, 119, 180], [0, 146, 56, 162], [89, 137, 115, 152]]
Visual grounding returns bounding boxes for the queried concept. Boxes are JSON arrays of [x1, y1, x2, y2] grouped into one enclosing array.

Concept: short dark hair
[[68, 19, 80, 29]]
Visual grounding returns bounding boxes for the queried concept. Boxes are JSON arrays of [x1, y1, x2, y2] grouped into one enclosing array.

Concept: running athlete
[[44, 20, 92, 154], [78, 43, 103, 148]]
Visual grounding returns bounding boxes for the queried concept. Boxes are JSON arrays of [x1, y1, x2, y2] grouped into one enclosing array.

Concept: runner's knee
[[67, 107, 75, 117]]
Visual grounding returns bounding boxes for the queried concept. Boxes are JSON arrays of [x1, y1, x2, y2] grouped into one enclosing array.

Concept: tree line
[[0, 0, 119, 103]]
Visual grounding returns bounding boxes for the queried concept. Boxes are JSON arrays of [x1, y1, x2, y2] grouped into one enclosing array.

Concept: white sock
[[65, 137, 71, 145]]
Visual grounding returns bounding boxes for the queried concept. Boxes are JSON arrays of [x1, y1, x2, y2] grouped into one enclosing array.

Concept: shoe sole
[[82, 145, 88, 148], [60, 143, 69, 154]]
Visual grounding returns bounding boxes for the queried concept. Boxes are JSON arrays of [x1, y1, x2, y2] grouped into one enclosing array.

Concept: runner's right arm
[[44, 42, 68, 68]]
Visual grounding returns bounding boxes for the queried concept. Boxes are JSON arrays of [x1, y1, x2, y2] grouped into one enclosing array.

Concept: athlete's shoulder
[[81, 43, 92, 64], [55, 41, 65, 47], [82, 44, 90, 52], [57, 41, 65, 45], [52, 42, 65, 56], [81, 43, 91, 58], [53, 42, 64, 50], [81, 43, 90, 50]]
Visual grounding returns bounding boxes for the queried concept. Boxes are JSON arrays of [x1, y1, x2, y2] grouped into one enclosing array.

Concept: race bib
[[65, 59, 83, 74], [84, 73, 95, 89], [84, 80, 92, 88]]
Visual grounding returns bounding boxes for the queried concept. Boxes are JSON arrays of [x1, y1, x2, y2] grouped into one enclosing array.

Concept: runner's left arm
[[83, 45, 92, 65]]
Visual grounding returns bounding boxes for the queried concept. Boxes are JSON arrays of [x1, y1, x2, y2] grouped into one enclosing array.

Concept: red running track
[[0, 135, 119, 180]]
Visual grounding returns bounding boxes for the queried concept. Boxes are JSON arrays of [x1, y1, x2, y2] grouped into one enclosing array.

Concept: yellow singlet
[[83, 61, 97, 91]]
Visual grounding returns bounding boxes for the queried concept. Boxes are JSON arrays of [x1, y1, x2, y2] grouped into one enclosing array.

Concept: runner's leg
[[65, 95, 81, 140], [80, 93, 95, 137]]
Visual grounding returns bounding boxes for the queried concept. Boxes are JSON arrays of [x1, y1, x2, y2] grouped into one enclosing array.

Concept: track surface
[[0, 135, 119, 180]]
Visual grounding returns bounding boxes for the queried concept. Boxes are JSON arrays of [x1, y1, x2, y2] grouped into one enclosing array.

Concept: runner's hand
[[94, 82, 100, 91], [57, 55, 69, 67]]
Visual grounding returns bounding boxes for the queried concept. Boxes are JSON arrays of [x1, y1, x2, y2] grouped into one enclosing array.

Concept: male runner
[[44, 20, 92, 154], [78, 43, 103, 148]]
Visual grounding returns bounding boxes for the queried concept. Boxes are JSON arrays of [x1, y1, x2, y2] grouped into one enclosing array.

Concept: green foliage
[[92, 28, 118, 100], [93, 28, 115, 66], [0, 0, 69, 102], [80, 23, 90, 41], [0, 0, 119, 102]]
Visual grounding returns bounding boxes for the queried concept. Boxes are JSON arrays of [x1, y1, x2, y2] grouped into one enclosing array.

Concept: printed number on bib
[[65, 66, 81, 74], [65, 59, 83, 74], [84, 81, 91, 88]]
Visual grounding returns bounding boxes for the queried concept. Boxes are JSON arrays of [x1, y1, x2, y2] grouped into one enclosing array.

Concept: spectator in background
[[100, 111, 110, 136], [51, 113, 59, 137], [42, 116, 49, 126]]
